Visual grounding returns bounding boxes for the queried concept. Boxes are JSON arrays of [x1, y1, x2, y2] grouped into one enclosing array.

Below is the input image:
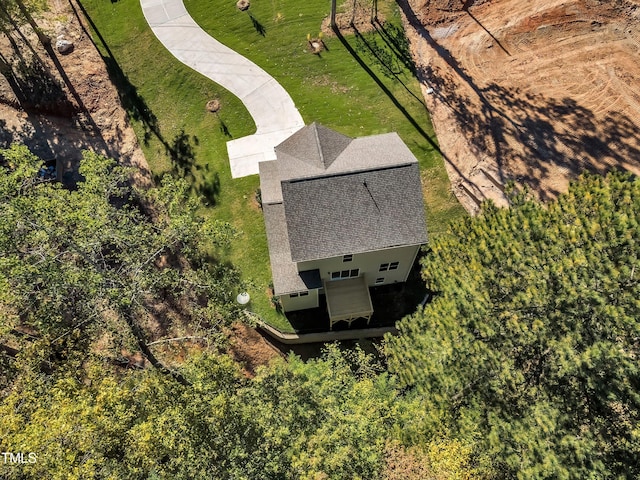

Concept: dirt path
[[400, 0, 640, 213]]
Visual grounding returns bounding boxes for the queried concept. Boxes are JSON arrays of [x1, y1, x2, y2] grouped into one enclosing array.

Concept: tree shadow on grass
[[248, 12, 266, 36], [72, 0, 223, 206], [371, 19, 417, 74], [149, 131, 220, 205], [72, 0, 165, 149], [352, 24, 423, 104], [396, 0, 640, 201], [333, 26, 429, 138], [198, 169, 220, 206], [332, 24, 479, 189], [167, 129, 198, 176], [217, 114, 232, 138]]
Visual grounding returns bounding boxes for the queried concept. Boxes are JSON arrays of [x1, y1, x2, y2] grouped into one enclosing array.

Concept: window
[[290, 293, 299, 298], [343, 254, 353, 262], [330, 269, 360, 280], [299, 291, 309, 297], [380, 262, 399, 272], [375, 277, 384, 284]]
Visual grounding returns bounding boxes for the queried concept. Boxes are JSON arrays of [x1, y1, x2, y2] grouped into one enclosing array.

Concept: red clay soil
[[400, 0, 640, 213], [227, 323, 284, 377]]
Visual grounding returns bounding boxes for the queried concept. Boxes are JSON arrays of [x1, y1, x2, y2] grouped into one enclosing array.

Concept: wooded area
[[1, 0, 639, 477], [1, 143, 638, 479]]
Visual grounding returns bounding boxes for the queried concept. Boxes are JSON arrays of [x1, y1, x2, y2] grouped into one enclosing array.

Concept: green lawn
[[79, 0, 464, 332]]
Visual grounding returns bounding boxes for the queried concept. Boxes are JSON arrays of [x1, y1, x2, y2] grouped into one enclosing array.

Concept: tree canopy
[[385, 172, 640, 478], [3, 144, 639, 479], [1, 145, 478, 479], [0, 145, 241, 377]]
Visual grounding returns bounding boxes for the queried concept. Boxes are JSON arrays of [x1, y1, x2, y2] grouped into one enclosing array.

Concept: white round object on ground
[[236, 292, 251, 305]]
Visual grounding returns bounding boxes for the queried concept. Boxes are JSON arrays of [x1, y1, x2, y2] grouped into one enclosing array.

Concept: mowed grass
[[80, 0, 464, 332]]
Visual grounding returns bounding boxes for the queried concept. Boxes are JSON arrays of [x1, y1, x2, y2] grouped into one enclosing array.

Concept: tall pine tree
[[385, 172, 640, 479]]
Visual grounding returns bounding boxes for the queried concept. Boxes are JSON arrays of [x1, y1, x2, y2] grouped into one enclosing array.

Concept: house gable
[[275, 122, 352, 173]]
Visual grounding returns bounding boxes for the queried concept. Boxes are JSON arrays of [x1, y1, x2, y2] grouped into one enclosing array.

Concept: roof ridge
[[284, 162, 417, 183], [311, 122, 326, 169]]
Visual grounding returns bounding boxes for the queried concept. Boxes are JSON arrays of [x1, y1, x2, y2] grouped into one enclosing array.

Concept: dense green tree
[[0, 348, 410, 479], [233, 346, 399, 479], [385, 172, 640, 478], [0, 145, 241, 377], [0, 342, 480, 478], [0, 354, 245, 480]]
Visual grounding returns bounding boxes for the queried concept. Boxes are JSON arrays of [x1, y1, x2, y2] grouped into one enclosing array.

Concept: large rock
[[56, 38, 74, 54]]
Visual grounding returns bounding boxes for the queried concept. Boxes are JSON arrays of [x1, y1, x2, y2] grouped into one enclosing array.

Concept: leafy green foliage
[[0, 347, 443, 480], [0, 354, 245, 480], [0, 0, 47, 28], [0, 0, 49, 47], [385, 172, 640, 478], [0, 145, 241, 370], [234, 346, 399, 479]]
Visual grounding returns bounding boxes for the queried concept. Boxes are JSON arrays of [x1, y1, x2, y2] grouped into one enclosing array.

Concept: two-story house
[[259, 123, 428, 329]]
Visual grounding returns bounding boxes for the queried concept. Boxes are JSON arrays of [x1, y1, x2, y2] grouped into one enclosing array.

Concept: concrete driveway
[[140, 0, 305, 177]]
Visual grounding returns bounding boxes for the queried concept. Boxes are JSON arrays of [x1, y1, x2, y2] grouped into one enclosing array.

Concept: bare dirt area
[[0, 0, 150, 186], [400, 0, 640, 212], [227, 323, 284, 377]]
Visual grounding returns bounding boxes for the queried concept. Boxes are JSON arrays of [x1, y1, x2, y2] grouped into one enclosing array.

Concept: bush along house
[[259, 123, 428, 329]]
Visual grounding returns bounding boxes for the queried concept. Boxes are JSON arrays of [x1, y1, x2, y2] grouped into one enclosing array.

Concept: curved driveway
[[140, 0, 305, 178]]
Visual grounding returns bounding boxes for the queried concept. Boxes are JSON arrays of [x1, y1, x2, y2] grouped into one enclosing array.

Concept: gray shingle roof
[[275, 123, 419, 180], [261, 123, 428, 288], [282, 163, 427, 262], [263, 203, 322, 294], [276, 123, 352, 174], [258, 160, 282, 205]]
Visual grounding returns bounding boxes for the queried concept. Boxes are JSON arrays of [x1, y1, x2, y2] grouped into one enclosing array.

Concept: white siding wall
[[280, 289, 319, 312], [297, 245, 421, 288]]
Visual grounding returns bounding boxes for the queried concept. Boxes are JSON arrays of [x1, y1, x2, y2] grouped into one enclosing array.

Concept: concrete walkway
[[140, 0, 305, 178]]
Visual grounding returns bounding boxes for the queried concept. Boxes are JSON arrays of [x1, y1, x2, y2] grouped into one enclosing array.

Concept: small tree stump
[[206, 99, 221, 113], [308, 39, 324, 54], [236, 0, 250, 11]]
